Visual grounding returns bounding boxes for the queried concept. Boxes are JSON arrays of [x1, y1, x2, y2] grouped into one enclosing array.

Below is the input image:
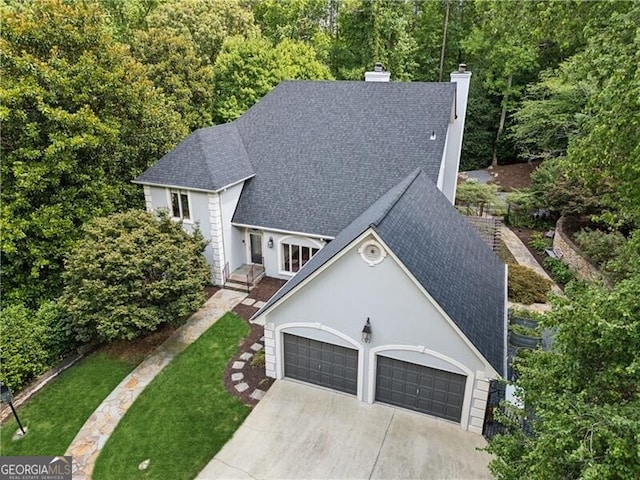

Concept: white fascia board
[[131, 174, 255, 194], [131, 180, 216, 193], [231, 222, 335, 241]]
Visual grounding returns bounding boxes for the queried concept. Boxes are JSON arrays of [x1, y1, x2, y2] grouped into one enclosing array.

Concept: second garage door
[[375, 356, 466, 422], [283, 333, 358, 395]]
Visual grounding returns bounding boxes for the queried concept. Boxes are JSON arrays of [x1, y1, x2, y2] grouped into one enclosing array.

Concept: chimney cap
[[374, 62, 385, 72], [458, 63, 467, 73]]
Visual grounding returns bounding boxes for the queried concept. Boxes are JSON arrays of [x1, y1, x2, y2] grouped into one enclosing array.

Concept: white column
[[208, 193, 226, 285], [264, 323, 276, 378]]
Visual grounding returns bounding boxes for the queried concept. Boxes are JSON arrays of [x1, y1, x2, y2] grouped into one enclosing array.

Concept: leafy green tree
[[331, 0, 418, 80], [96, 0, 165, 41], [145, 0, 258, 65], [511, 70, 590, 161], [455, 180, 503, 216], [62, 210, 211, 343], [130, 28, 215, 130], [252, 0, 331, 43], [488, 277, 640, 479], [562, 4, 640, 226], [0, 0, 187, 307], [212, 36, 333, 123]]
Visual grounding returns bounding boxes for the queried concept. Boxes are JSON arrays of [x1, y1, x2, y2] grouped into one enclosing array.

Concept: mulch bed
[[489, 160, 541, 191], [224, 277, 287, 407]]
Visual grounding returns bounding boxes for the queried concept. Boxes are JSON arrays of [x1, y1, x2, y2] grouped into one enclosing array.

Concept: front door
[[249, 232, 263, 264]]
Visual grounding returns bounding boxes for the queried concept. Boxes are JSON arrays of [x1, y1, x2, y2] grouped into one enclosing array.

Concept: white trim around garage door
[[368, 344, 475, 430], [274, 322, 365, 401]]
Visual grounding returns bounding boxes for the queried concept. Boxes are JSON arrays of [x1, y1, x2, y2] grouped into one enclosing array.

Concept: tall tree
[[130, 28, 215, 130], [562, 3, 640, 227], [145, 0, 258, 65], [212, 36, 333, 123], [488, 277, 640, 479], [0, 0, 186, 307], [331, 0, 418, 80]]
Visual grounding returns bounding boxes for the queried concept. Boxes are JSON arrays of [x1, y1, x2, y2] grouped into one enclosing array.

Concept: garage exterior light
[[362, 318, 372, 343]]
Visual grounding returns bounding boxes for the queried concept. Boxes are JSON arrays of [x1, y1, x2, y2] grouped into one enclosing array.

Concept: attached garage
[[283, 333, 358, 395], [375, 356, 466, 422]]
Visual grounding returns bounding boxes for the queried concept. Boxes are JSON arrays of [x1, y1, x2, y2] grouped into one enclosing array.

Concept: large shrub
[[508, 264, 552, 304], [62, 210, 211, 343], [0, 300, 74, 391], [574, 228, 626, 266], [0, 304, 49, 391]]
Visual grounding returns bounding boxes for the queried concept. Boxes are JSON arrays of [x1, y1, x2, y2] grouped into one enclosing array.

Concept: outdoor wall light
[[267, 237, 274, 248], [362, 318, 372, 343]]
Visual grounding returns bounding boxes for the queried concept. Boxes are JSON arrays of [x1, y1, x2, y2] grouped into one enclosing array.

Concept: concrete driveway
[[197, 380, 492, 480]]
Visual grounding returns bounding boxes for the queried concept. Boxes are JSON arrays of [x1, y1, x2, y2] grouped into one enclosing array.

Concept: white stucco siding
[[257, 231, 326, 280], [148, 186, 216, 280], [264, 233, 497, 432], [219, 183, 244, 273]]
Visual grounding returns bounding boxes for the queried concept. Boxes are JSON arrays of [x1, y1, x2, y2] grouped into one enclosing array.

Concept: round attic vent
[[358, 239, 387, 266]]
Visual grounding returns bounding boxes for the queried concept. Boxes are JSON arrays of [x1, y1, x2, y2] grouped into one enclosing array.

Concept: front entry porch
[[224, 264, 265, 292]]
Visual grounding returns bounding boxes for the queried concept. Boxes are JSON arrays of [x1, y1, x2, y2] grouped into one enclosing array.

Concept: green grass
[[0, 353, 137, 456], [93, 312, 250, 480]]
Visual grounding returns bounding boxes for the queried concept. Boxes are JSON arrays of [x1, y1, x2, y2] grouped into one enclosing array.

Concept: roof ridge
[[371, 168, 423, 227]]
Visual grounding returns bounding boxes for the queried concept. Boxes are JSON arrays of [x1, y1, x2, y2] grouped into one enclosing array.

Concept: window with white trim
[[169, 189, 191, 220], [282, 243, 319, 273]]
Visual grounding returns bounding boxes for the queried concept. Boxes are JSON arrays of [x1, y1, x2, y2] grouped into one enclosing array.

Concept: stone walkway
[[65, 289, 247, 480]]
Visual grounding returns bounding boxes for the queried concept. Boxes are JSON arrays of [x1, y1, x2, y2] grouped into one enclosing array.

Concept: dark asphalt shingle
[[134, 123, 253, 191], [232, 81, 455, 235]]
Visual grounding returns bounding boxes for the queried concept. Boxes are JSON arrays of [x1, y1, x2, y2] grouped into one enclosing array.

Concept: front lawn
[[93, 312, 250, 480], [0, 353, 137, 456]]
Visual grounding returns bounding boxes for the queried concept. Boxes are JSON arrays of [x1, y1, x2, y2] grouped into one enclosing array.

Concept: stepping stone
[[232, 361, 245, 369], [231, 372, 244, 382], [250, 343, 263, 352], [250, 389, 265, 401], [234, 382, 249, 393], [241, 298, 256, 306], [254, 301, 267, 308], [239, 352, 253, 361]]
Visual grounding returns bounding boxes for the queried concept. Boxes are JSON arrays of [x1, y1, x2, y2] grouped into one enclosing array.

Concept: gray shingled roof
[[253, 169, 506, 376], [232, 81, 455, 235], [133, 123, 253, 191]]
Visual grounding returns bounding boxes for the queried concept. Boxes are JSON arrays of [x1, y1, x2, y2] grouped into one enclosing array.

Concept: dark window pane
[[171, 192, 180, 218], [180, 193, 190, 219]]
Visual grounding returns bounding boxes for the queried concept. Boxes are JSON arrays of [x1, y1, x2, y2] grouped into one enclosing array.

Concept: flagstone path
[[65, 289, 247, 480]]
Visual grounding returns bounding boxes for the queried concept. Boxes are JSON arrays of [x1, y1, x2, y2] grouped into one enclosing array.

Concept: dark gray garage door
[[375, 356, 466, 422], [283, 334, 358, 395]]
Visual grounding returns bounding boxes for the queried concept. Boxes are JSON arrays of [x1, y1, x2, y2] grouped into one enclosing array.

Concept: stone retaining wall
[[553, 216, 604, 283]]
